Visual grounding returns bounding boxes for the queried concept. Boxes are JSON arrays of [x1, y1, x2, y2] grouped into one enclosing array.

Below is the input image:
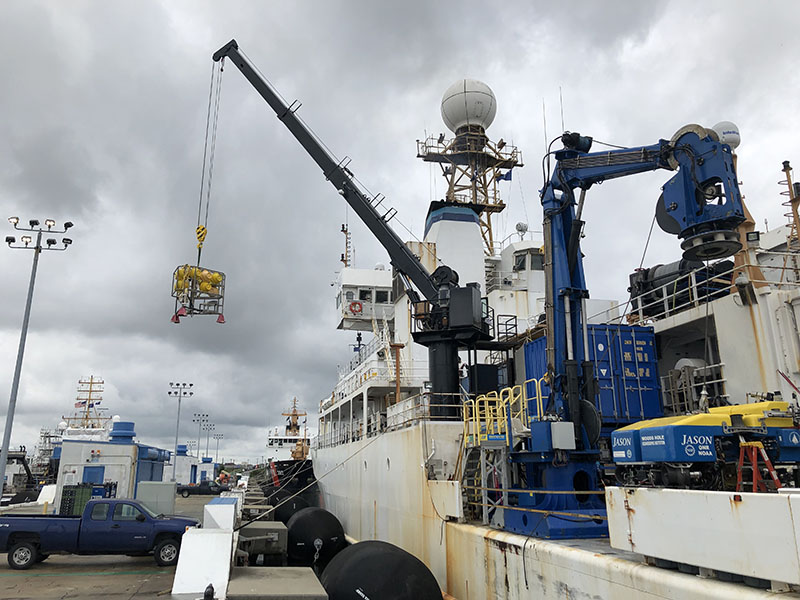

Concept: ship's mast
[[780, 161, 800, 283], [416, 81, 523, 255], [63, 376, 108, 429], [340, 223, 352, 267], [282, 397, 307, 437]]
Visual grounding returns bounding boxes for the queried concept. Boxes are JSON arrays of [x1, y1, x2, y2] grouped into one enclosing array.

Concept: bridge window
[[530, 252, 544, 271], [375, 290, 389, 303], [359, 289, 373, 303], [513, 252, 526, 272]]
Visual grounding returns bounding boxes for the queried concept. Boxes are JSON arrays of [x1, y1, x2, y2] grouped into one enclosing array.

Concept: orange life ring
[[349, 301, 363, 314]]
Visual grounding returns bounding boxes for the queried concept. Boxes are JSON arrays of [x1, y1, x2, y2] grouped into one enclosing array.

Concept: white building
[[53, 421, 171, 512]]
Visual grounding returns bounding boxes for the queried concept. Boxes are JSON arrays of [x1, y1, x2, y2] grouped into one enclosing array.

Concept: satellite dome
[[374, 263, 386, 271], [57, 421, 68, 431], [111, 414, 121, 423], [712, 121, 740, 149], [441, 79, 497, 133]]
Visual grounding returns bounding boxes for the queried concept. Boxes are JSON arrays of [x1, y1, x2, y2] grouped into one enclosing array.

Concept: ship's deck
[[443, 521, 800, 599]]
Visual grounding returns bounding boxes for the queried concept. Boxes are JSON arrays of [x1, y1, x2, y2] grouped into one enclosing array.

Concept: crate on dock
[[238, 520, 287, 565], [59, 484, 93, 515]]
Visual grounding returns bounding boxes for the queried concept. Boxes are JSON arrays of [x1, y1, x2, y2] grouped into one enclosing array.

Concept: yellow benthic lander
[[171, 264, 226, 324]]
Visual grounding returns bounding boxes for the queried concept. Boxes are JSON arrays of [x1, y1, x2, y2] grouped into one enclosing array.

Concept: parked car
[[0, 498, 199, 569], [176, 480, 229, 498]]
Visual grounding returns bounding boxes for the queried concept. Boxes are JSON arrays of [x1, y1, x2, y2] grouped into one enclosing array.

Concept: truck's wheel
[[154, 538, 180, 567], [8, 542, 38, 570], [181, 490, 190, 498]]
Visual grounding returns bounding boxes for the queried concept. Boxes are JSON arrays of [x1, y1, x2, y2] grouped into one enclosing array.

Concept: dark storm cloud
[[0, 1, 799, 459]]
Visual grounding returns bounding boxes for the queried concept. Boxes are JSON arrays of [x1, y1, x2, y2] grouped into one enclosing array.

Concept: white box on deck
[[171, 528, 233, 599], [136, 481, 176, 515], [221, 490, 245, 516], [204, 498, 238, 530], [607, 486, 800, 585]]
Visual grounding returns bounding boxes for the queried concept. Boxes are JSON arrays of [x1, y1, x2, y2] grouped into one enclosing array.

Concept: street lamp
[[0, 218, 74, 492], [212, 433, 224, 463], [167, 382, 193, 481], [192, 413, 208, 457], [203, 423, 215, 458]]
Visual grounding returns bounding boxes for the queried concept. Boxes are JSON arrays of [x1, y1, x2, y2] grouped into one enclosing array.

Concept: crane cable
[[195, 58, 225, 265]]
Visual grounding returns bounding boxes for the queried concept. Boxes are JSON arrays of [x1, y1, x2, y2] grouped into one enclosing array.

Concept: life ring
[[349, 301, 363, 314]]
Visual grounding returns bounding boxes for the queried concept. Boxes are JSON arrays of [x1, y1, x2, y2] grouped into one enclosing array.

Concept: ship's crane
[[212, 40, 491, 412], [543, 125, 744, 446], [511, 125, 746, 538]]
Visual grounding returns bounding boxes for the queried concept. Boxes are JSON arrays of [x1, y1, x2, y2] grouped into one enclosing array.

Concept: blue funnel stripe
[[424, 206, 480, 237]]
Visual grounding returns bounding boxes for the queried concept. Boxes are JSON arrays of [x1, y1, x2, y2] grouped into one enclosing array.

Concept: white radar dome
[[57, 421, 68, 431], [441, 79, 497, 133], [712, 121, 740, 149], [112, 414, 121, 423]]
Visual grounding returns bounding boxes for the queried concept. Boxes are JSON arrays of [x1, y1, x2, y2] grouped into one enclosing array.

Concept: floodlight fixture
[[63, 221, 73, 230], [1, 214, 76, 490]]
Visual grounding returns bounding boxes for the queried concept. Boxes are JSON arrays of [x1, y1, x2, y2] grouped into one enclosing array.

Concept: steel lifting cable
[[195, 58, 225, 265]]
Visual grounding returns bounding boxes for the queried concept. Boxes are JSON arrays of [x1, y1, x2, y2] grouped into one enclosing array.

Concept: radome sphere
[[712, 121, 740, 149], [441, 79, 496, 133]]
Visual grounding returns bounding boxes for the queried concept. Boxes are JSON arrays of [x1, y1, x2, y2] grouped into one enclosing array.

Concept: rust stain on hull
[[747, 303, 768, 391]]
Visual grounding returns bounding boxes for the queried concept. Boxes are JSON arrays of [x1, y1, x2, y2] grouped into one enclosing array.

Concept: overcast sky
[[1, 1, 798, 463]]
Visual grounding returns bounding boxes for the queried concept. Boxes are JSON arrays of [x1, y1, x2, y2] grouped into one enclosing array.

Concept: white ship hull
[[313, 422, 799, 599]]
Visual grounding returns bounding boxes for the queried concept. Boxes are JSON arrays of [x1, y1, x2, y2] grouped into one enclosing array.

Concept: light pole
[[203, 423, 215, 458], [0, 217, 73, 492], [167, 382, 193, 481], [192, 413, 208, 457], [212, 433, 223, 462]]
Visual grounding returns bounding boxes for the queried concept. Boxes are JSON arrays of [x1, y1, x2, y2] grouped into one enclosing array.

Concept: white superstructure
[[312, 84, 800, 598]]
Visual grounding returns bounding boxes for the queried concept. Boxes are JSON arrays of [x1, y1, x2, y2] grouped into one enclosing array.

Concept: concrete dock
[[0, 495, 212, 600]]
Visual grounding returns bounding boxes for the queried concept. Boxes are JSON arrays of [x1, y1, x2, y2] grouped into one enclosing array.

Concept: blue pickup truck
[[0, 499, 199, 569]]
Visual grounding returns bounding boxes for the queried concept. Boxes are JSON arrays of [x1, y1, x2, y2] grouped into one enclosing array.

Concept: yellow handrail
[[462, 376, 548, 451]]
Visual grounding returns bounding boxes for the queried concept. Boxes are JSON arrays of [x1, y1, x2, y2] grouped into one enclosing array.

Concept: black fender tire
[[181, 490, 190, 498], [154, 538, 181, 567], [8, 541, 38, 570]]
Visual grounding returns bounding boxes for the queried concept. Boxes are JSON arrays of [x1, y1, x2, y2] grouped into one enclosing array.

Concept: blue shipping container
[[524, 324, 663, 431]]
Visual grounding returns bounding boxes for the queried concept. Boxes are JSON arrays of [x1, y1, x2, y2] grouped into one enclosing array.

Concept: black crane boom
[[213, 40, 439, 303]]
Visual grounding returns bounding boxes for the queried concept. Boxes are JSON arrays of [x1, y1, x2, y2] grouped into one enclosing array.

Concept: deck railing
[[588, 254, 800, 326], [314, 393, 465, 449]]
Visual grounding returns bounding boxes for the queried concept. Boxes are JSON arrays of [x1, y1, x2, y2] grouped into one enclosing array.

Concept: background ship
[[260, 398, 319, 523]]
